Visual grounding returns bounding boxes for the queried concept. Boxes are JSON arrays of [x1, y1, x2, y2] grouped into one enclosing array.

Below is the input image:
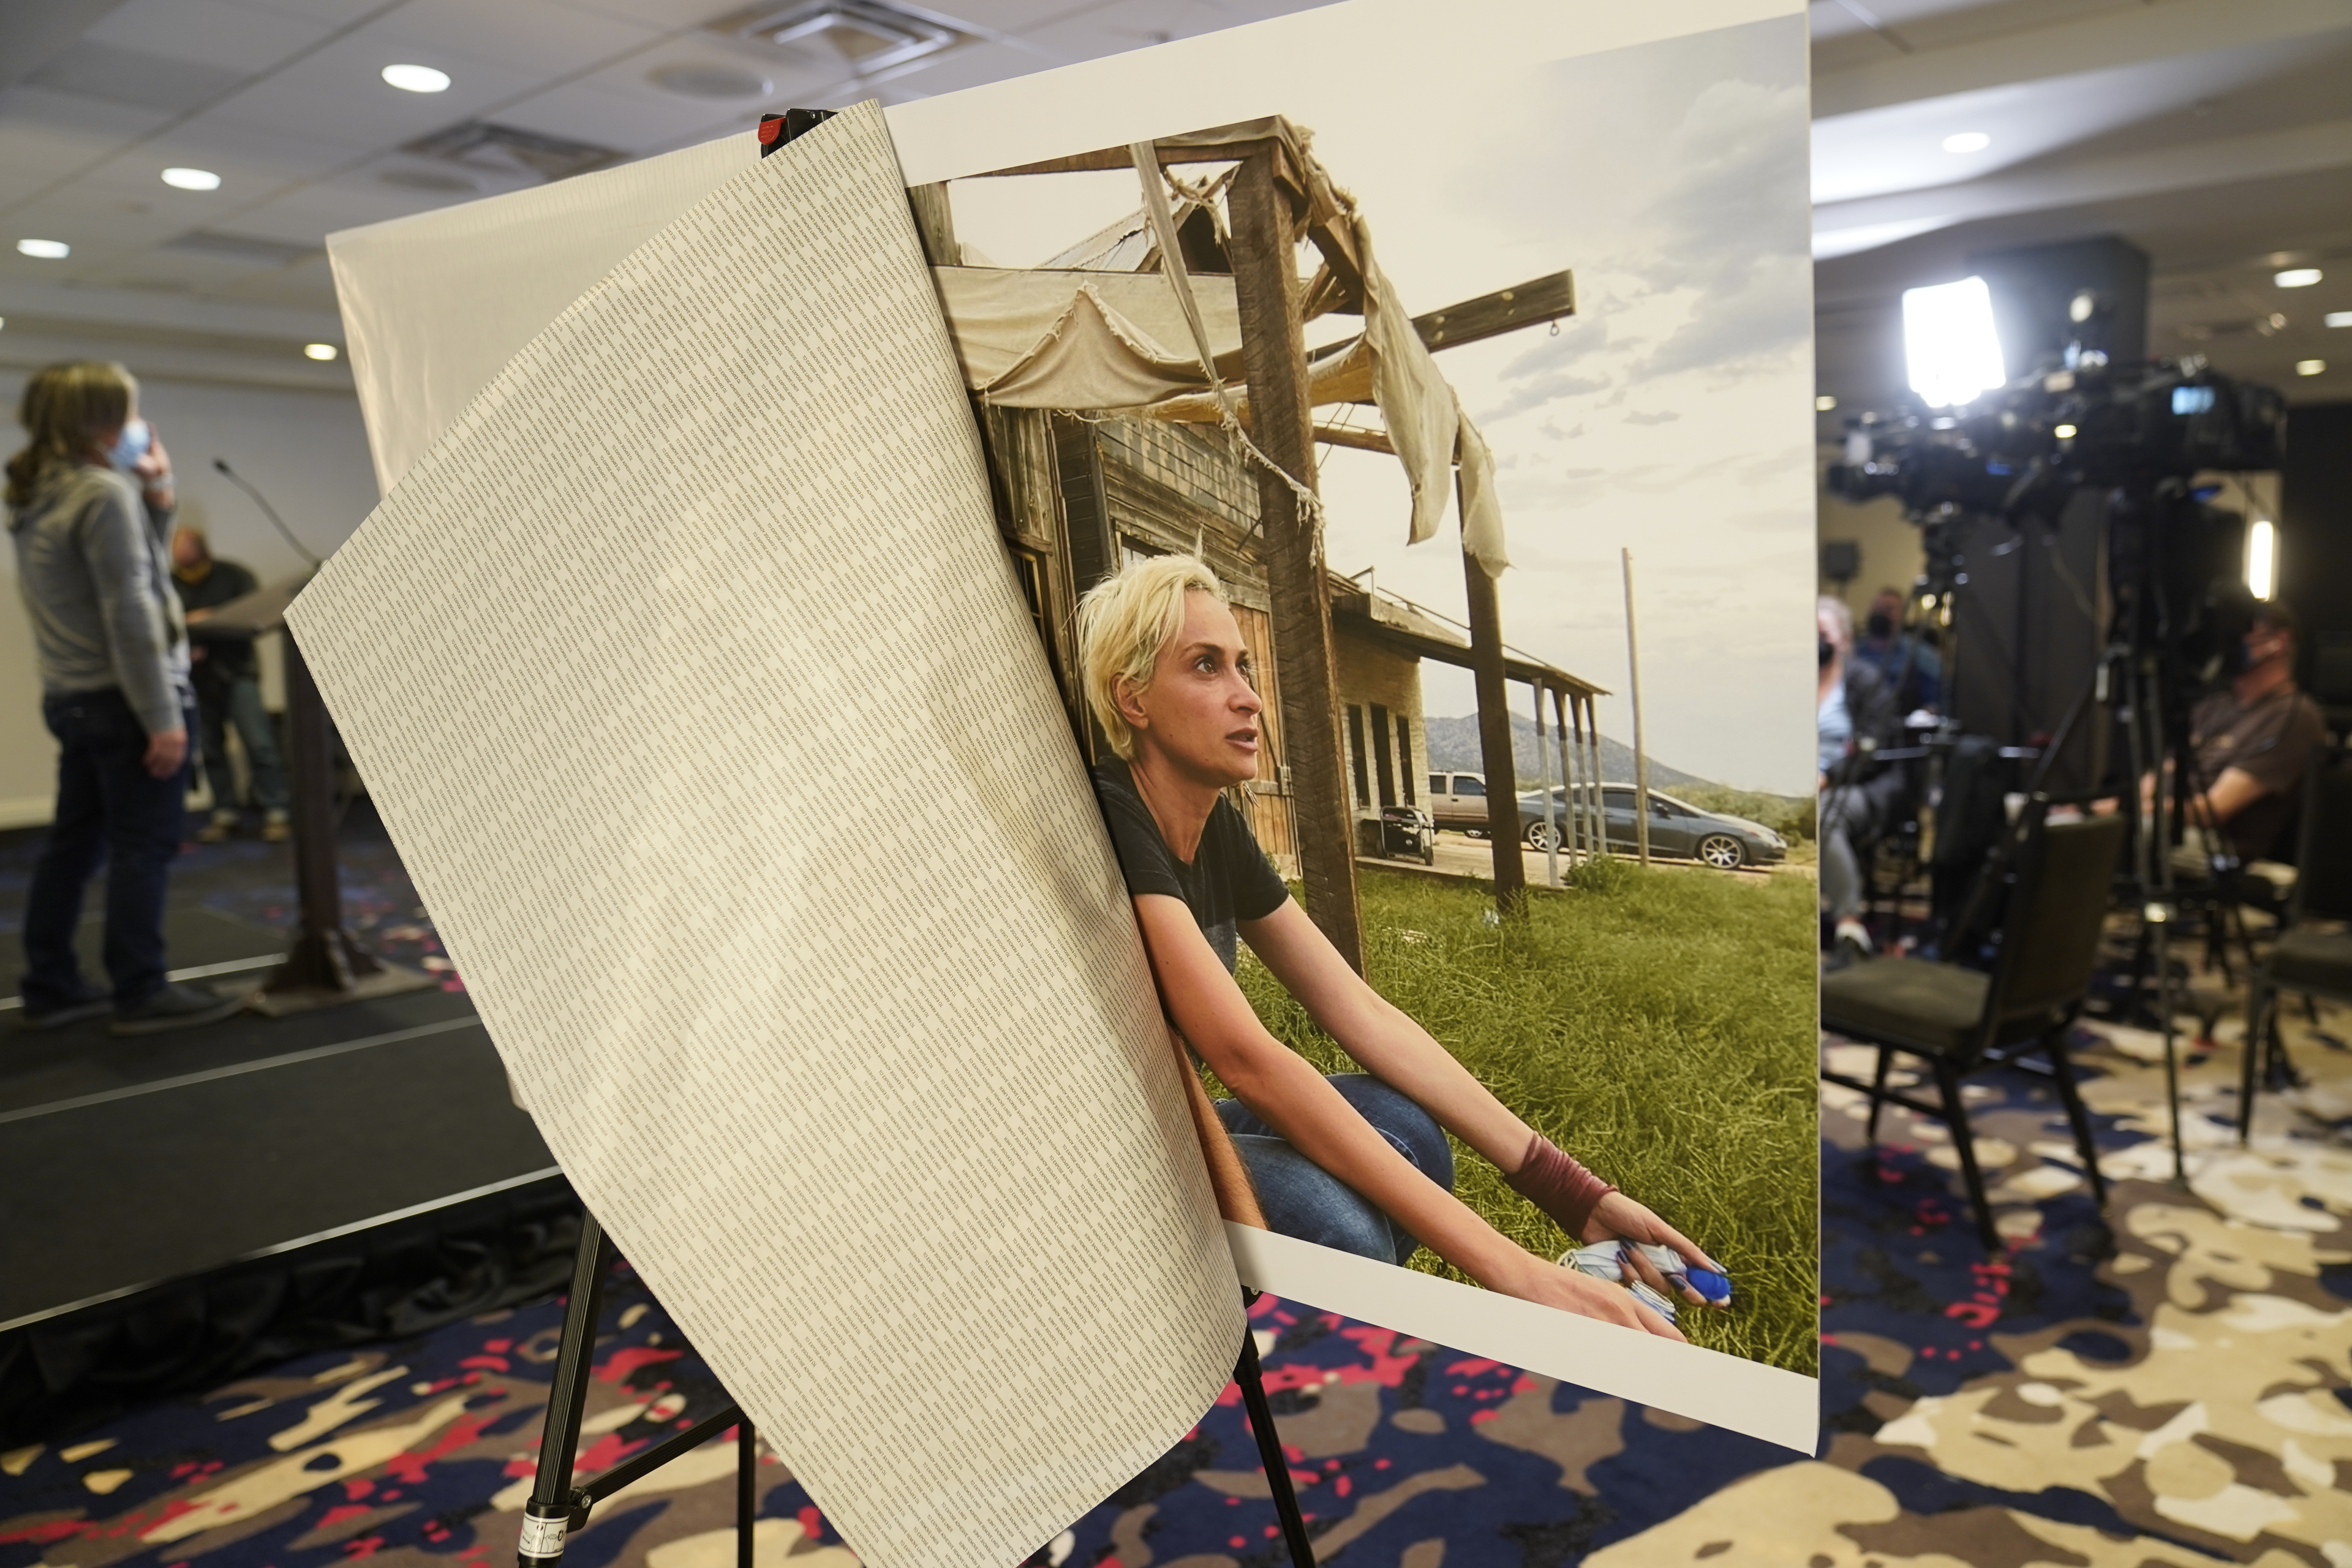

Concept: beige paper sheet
[[285, 102, 1242, 1568]]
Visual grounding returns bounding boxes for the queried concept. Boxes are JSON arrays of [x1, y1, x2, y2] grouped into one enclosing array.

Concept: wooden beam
[[975, 140, 1267, 178], [1462, 540, 1525, 916], [1414, 271, 1575, 351], [1313, 424, 1393, 455], [1229, 148, 1363, 971]]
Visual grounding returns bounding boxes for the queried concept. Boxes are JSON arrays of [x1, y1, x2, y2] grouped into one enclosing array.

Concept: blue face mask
[[109, 418, 151, 471]]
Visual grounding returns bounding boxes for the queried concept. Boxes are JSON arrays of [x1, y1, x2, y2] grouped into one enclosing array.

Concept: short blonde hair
[[1076, 553, 1227, 761]]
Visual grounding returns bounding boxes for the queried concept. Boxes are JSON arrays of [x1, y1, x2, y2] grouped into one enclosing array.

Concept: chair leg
[[2241, 973, 2272, 1147], [2045, 1030, 2107, 1208], [1866, 1046, 1893, 1145], [1933, 1059, 2002, 1254]]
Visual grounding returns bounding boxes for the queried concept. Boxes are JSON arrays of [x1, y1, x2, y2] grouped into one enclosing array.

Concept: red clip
[[757, 115, 785, 146]]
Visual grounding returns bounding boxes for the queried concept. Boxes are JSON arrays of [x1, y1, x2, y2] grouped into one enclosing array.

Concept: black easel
[[514, 1214, 1316, 1568]]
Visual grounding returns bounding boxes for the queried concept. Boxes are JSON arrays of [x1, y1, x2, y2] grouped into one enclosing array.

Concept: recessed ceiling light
[[1815, 394, 1838, 412], [2297, 359, 2327, 376], [304, 342, 340, 361], [649, 62, 774, 99], [2275, 268, 2322, 287], [1942, 131, 1990, 153], [2327, 311, 2352, 328], [382, 63, 451, 93], [17, 238, 69, 258], [161, 167, 221, 190]]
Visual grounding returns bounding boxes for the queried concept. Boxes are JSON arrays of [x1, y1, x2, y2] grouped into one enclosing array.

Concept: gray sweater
[[9, 463, 190, 733]]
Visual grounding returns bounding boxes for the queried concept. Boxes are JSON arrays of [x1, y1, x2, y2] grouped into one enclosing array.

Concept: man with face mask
[[1850, 586, 1942, 713], [2179, 603, 2324, 862]]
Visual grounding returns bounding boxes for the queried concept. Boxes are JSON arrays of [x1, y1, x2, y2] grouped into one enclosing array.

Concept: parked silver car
[[1517, 784, 1786, 869]]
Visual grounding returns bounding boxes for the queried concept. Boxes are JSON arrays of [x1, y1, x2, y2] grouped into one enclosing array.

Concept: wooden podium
[[191, 580, 434, 1015]]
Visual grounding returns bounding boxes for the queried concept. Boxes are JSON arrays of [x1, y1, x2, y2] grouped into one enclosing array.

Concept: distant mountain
[[1420, 712, 1714, 790]]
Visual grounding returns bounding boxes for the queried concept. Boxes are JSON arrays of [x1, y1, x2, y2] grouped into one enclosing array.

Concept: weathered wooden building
[[912, 115, 1607, 946]]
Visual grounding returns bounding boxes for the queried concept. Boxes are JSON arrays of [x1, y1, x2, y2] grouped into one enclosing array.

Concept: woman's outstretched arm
[[1240, 899, 1724, 1300], [1131, 894, 1681, 1341]]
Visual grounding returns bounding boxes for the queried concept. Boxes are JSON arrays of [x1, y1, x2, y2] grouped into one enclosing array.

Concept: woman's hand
[[1583, 1192, 1725, 1308], [133, 429, 174, 507], [1498, 1253, 1684, 1341]]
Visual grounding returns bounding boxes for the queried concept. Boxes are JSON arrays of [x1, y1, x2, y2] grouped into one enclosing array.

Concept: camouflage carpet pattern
[[4, 875, 2348, 1563]]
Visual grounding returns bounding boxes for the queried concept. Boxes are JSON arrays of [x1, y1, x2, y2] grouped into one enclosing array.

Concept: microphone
[[213, 458, 322, 568]]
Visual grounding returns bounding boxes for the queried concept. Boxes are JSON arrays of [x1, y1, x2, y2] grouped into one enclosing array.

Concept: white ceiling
[[1811, 0, 2352, 409], [1, 0, 2346, 407]]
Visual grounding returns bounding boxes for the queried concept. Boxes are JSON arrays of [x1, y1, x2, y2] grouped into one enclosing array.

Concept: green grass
[[1229, 864, 1819, 1375]]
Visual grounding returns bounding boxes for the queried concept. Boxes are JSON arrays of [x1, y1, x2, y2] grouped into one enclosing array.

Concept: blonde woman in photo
[[1079, 554, 1721, 1340]]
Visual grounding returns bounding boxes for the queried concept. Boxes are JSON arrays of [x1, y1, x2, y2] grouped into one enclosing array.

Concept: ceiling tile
[[87, 0, 339, 72], [364, 0, 671, 77], [200, 32, 544, 146], [28, 40, 254, 114], [494, 77, 755, 153]]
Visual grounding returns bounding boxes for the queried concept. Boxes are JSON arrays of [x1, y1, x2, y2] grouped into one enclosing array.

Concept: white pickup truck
[[1424, 771, 1496, 834]]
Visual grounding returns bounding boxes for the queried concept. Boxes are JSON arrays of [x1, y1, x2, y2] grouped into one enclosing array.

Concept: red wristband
[[1505, 1133, 1617, 1238]]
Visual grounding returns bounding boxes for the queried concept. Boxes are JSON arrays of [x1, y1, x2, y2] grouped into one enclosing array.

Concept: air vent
[[161, 230, 320, 267], [399, 122, 622, 184], [379, 167, 483, 194], [707, 2, 963, 76]]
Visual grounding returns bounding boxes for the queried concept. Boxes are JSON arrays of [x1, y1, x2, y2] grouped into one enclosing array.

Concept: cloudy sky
[[951, 13, 1815, 794]]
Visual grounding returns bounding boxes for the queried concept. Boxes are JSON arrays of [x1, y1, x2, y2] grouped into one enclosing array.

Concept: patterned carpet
[[6, 845, 2350, 1564]]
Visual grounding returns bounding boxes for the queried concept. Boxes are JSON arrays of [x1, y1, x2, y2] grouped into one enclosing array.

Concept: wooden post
[[1586, 696, 1607, 859], [1532, 682, 1558, 887], [1553, 687, 1575, 867], [1463, 544, 1524, 914], [1228, 146, 1362, 968], [1623, 548, 1651, 868]]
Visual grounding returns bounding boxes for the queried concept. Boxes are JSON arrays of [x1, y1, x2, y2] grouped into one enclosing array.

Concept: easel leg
[[520, 1216, 617, 1568], [738, 1420, 757, 1568], [1234, 1301, 1315, 1568]]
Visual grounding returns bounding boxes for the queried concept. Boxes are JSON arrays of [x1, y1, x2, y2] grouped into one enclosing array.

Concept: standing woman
[[8, 361, 240, 1033], [1080, 554, 1720, 1338]]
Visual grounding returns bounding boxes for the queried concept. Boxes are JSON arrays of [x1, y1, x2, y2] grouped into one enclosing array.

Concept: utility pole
[[1623, 548, 1651, 868]]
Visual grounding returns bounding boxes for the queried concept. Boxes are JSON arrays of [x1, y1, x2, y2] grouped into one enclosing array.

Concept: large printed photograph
[[918, 12, 1819, 1375]]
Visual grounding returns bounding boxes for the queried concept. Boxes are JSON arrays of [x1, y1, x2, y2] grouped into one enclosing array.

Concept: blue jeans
[[197, 672, 288, 813], [1216, 1074, 1455, 1266], [20, 688, 194, 1008]]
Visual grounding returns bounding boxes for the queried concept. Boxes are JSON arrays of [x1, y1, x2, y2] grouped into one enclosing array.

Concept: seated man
[[1849, 584, 1942, 714], [2176, 603, 2326, 865]]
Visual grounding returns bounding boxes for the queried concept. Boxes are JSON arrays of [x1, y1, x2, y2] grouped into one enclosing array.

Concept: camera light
[[304, 342, 339, 361], [382, 63, 451, 92], [1902, 276, 2007, 409], [2328, 311, 2352, 328], [1942, 132, 1990, 153], [17, 238, 69, 258], [1815, 394, 1838, 412], [161, 167, 221, 190], [2247, 519, 2275, 601], [2053, 423, 2078, 439], [2297, 359, 2327, 376], [2274, 268, 2321, 288]]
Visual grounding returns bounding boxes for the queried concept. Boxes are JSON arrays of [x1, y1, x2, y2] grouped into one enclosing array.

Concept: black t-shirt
[[172, 558, 261, 682], [1093, 758, 1289, 973]]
